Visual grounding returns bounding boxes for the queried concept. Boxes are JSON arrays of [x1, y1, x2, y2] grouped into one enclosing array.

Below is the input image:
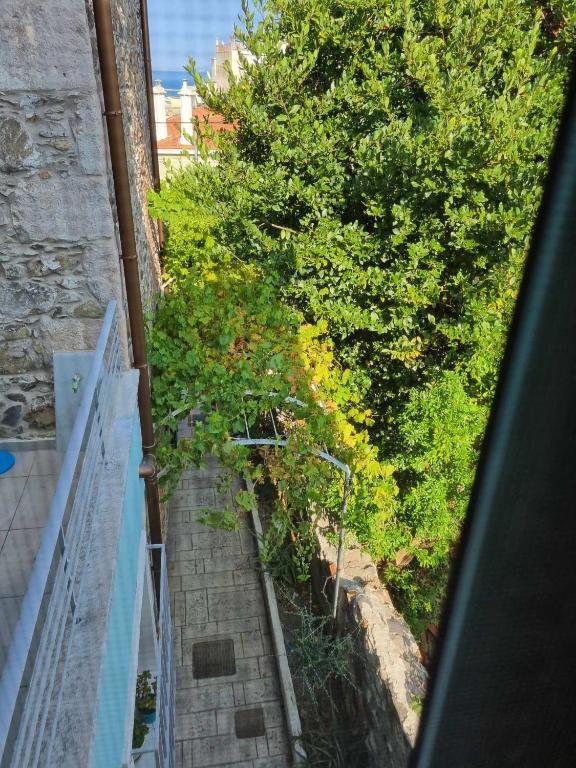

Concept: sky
[[148, 0, 245, 75]]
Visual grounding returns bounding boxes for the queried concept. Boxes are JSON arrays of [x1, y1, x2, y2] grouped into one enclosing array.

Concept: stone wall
[[84, 0, 163, 307], [0, 0, 161, 438], [312, 527, 428, 768], [107, 0, 162, 311]]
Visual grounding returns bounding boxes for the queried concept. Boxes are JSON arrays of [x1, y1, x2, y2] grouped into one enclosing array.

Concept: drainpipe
[[93, 0, 162, 604], [139, 0, 165, 249]]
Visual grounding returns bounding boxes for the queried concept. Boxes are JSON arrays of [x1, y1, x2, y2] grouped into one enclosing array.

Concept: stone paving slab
[[0, 443, 60, 674], [168, 461, 292, 768]]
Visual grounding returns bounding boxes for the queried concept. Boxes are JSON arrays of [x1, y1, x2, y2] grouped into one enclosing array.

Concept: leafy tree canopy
[[150, 0, 575, 633]]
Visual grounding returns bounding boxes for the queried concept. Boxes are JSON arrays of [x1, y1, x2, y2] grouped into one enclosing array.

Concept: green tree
[[151, 0, 575, 633]]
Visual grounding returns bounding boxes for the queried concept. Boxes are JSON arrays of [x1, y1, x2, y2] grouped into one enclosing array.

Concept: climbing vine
[[148, 257, 397, 583]]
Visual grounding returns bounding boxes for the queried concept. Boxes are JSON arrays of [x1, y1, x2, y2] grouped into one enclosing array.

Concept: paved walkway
[[0, 443, 59, 674], [168, 456, 292, 768]]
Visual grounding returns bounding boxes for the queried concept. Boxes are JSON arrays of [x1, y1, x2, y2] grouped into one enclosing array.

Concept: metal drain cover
[[235, 707, 266, 738], [192, 639, 236, 679]]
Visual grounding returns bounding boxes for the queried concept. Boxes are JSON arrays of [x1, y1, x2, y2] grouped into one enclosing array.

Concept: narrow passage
[[168, 442, 292, 768]]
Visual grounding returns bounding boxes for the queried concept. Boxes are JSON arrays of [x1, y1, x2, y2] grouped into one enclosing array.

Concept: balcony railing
[[131, 545, 175, 768], [0, 302, 121, 767]]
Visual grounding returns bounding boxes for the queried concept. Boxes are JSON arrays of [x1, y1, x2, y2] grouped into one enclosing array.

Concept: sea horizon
[[153, 65, 211, 92]]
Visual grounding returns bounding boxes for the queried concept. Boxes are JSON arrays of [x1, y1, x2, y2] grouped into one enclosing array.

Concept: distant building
[[153, 78, 235, 179], [210, 39, 256, 93]]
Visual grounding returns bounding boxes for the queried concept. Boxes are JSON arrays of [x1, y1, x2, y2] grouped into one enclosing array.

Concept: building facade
[[0, 0, 162, 440], [153, 76, 235, 179], [0, 2, 172, 767]]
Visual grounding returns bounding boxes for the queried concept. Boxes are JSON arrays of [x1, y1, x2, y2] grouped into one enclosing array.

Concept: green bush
[[150, 0, 575, 634]]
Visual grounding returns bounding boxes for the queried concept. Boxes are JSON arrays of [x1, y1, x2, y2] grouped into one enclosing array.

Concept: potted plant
[[135, 670, 157, 724], [132, 715, 149, 750]]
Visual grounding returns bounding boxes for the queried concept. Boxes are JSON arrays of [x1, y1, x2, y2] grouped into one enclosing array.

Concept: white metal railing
[[131, 545, 175, 768], [0, 302, 121, 768]]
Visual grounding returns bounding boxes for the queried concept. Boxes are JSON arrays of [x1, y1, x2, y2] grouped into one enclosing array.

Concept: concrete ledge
[[245, 477, 307, 766], [0, 438, 56, 450]]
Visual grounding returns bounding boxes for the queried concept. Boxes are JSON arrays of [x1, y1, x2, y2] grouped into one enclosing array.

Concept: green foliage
[[410, 696, 424, 716], [150, 0, 575, 634], [132, 716, 149, 750], [149, 257, 397, 583], [282, 591, 358, 701], [196, 506, 241, 531], [393, 370, 487, 568], [135, 671, 157, 713]]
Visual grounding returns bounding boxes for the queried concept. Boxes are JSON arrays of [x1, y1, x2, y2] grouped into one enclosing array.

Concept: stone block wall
[[0, 0, 161, 438]]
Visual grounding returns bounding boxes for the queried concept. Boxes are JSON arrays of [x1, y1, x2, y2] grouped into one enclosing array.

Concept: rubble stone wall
[[101, 0, 161, 311], [0, 0, 160, 438]]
